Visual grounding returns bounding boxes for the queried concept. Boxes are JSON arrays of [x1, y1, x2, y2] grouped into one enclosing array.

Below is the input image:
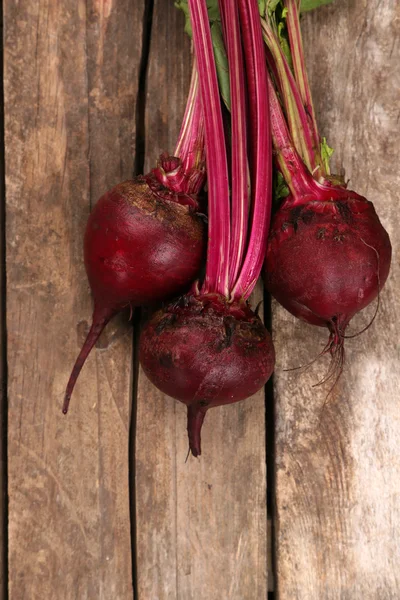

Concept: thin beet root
[[63, 175, 204, 412], [139, 294, 275, 456], [187, 405, 207, 457], [63, 305, 112, 414]]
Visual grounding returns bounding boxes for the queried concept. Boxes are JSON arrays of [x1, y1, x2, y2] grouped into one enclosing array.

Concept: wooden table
[[2, 0, 399, 598]]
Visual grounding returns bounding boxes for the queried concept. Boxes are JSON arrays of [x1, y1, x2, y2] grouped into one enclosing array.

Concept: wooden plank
[[4, 1, 143, 597], [0, 2, 6, 596], [273, 1, 400, 598], [135, 3, 268, 599]]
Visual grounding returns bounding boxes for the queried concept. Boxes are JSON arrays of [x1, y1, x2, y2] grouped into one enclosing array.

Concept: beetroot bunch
[[64, 0, 391, 457]]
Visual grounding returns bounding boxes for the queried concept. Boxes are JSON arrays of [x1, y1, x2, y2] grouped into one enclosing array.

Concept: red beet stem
[[187, 404, 208, 457], [174, 62, 206, 195], [267, 74, 361, 206], [151, 64, 206, 197], [219, 0, 249, 289], [188, 0, 230, 297], [261, 18, 316, 175], [267, 73, 315, 199], [63, 305, 114, 414], [232, 0, 272, 300], [284, 0, 321, 168]]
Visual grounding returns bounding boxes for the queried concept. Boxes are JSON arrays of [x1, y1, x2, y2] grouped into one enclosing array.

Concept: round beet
[[265, 194, 392, 342], [136, 1, 275, 457], [63, 175, 204, 413], [140, 294, 275, 456], [85, 177, 204, 310]]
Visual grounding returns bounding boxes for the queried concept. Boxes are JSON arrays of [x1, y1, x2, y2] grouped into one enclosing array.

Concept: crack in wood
[[129, 2, 155, 598], [133, 0, 155, 178]]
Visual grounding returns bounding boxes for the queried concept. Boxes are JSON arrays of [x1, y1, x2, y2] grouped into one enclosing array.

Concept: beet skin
[[64, 176, 204, 413], [265, 195, 392, 340], [84, 177, 204, 310], [139, 294, 275, 456]]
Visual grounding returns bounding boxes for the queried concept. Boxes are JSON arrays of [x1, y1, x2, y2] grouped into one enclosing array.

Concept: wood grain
[[0, 3, 6, 595], [134, 3, 268, 598], [4, 1, 143, 597], [272, 1, 400, 598]]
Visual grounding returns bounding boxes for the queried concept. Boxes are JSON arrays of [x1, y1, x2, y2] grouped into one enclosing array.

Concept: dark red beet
[[85, 177, 204, 309], [139, 294, 275, 456], [137, 0, 275, 456], [262, 4, 392, 363], [265, 192, 392, 348], [63, 175, 204, 413]]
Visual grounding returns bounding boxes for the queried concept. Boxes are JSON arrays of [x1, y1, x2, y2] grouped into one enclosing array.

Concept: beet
[[140, 294, 275, 456], [63, 171, 204, 413], [139, 0, 274, 456], [262, 2, 392, 366], [63, 53, 206, 415], [84, 176, 204, 310], [265, 193, 392, 342]]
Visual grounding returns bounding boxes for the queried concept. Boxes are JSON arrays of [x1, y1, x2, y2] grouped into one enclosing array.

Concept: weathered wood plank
[[135, 3, 268, 599], [0, 2, 6, 595], [273, 1, 400, 598], [4, 1, 143, 597]]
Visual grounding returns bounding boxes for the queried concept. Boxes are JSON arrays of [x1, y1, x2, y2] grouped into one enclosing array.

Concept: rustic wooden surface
[[134, 4, 268, 599], [2, 0, 400, 598], [4, 1, 143, 597], [0, 3, 5, 596], [273, 1, 400, 598]]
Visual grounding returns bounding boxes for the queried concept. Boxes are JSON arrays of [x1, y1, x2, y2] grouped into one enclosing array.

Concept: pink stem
[[284, 0, 322, 173], [174, 63, 206, 194], [189, 0, 230, 297], [267, 73, 358, 205], [219, 0, 249, 289], [261, 19, 317, 174], [152, 63, 206, 197], [267, 73, 314, 199], [174, 64, 200, 160], [232, 0, 272, 301]]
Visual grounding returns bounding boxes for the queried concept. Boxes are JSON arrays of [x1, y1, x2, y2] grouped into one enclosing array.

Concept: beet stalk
[[63, 65, 206, 413], [140, 0, 275, 457]]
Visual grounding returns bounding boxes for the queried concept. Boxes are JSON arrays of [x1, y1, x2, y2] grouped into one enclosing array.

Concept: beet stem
[[218, 0, 249, 290], [187, 404, 207, 458], [232, 0, 272, 300], [267, 74, 315, 199], [188, 0, 231, 297], [284, 0, 322, 172], [173, 62, 206, 196], [63, 305, 114, 414], [261, 18, 315, 174]]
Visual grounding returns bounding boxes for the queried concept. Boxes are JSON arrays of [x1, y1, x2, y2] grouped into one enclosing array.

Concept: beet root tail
[[187, 404, 208, 457], [63, 305, 114, 414]]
